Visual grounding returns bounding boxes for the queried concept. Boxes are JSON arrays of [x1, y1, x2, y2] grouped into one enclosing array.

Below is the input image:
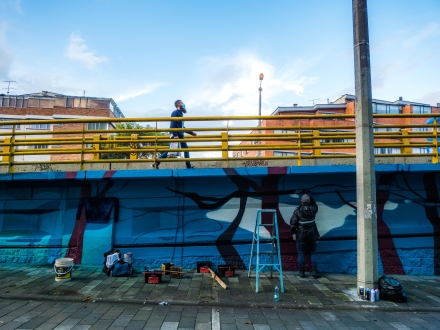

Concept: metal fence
[[0, 114, 438, 172]]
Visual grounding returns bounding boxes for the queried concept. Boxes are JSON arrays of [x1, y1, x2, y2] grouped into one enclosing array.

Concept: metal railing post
[[221, 132, 229, 168], [130, 134, 139, 160], [80, 123, 85, 171], [313, 130, 322, 156], [93, 135, 101, 160], [400, 129, 411, 154]]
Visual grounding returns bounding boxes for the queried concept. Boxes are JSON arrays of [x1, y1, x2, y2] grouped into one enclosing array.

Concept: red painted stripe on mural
[[65, 171, 77, 179], [103, 170, 116, 179], [376, 173, 405, 274], [65, 182, 91, 264], [261, 167, 297, 271]]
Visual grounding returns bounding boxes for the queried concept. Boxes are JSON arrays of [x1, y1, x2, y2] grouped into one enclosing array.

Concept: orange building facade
[[236, 94, 440, 158]]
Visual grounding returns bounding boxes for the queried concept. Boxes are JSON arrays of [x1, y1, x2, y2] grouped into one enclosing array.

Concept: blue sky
[[1, 0, 439, 118]]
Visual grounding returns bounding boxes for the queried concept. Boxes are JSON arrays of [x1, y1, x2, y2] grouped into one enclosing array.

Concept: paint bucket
[[124, 252, 132, 264], [54, 258, 74, 282]]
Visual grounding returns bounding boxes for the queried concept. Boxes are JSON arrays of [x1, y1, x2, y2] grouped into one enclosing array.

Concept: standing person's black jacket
[[290, 197, 320, 242]]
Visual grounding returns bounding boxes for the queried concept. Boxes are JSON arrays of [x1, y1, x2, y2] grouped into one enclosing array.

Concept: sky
[[1, 0, 440, 119]]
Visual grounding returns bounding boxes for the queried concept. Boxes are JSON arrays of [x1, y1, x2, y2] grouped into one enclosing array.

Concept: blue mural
[[0, 164, 439, 275]]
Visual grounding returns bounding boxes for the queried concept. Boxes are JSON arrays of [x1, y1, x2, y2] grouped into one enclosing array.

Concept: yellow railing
[[0, 114, 438, 172]]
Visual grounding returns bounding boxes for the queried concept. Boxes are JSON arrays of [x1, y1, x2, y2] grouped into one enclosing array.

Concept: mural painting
[[0, 164, 439, 275]]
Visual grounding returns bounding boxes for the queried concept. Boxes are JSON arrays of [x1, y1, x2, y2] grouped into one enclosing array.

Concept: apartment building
[[0, 91, 125, 162], [236, 94, 440, 158]]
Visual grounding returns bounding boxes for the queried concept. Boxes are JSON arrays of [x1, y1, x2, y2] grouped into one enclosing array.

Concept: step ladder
[[247, 209, 284, 293]]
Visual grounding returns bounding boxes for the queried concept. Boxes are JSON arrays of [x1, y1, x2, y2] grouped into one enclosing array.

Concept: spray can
[[359, 286, 364, 297], [365, 288, 371, 300], [370, 289, 376, 302], [375, 289, 380, 301]]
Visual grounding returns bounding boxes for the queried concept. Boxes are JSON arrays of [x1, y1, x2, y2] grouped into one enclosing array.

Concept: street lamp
[[258, 73, 264, 156]]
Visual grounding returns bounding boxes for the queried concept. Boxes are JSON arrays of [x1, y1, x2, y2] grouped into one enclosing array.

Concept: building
[[236, 95, 440, 158], [0, 91, 125, 163]]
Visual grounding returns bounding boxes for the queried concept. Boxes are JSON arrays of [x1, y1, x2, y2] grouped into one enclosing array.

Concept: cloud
[[403, 22, 440, 48], [416, 90, 440, 106], [64, 33, 108, 69], [0, 21, 13, 78], [113, 83, 166, 102], [188, 53, 318, 117], [0, 0, 23, 15]]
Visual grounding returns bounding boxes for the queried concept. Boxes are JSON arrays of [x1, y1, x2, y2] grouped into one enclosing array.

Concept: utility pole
[[353, 0, 378, 294]]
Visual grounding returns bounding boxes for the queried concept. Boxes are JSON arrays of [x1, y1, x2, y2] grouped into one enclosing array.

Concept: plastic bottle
[[365, 288, 371, 300], [274, 284, 279, 302], [375, 289, 380, 301], [370, 289, 376, 302]]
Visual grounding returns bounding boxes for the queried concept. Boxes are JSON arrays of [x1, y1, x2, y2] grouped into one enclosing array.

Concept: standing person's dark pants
[[296, 239, 318, 271], [155, 139, 192, 169]]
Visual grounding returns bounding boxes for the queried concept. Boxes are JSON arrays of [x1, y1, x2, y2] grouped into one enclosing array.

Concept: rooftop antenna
[[3, 80, 17, 95], [83, 90, 85, 96], [309, 98, 320, 105]]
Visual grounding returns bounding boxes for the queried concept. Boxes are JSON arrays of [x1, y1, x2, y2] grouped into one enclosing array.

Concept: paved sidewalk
[[0, 264, 439, 313]]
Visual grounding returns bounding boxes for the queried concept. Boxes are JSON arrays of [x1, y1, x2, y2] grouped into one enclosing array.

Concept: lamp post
[[258, 73, 264, 156]]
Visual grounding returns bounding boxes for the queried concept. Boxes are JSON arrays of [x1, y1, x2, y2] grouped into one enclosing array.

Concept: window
[[412, 147, 429, 154], [374, 148, 400, 154], [29, 123, 50, 130], [412, 127, 429, 132], [372, 103, 402, 114], [413, 106, 431, 114], [273, 151, 296, 157], [33, 144, 49, 149], [87, 123, 109, 130], [0, 119, 20, 130]]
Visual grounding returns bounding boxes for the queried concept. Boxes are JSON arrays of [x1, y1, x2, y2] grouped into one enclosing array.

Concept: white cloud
[[64, 33, 108, 69], [0, 0, 23, 14], [403, 22, 440, 48], [188, 53, 318, 117], [113, 83, 166, 102]]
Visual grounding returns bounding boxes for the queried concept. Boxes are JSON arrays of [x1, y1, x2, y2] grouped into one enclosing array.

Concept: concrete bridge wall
[[0, 164, 439, 275]]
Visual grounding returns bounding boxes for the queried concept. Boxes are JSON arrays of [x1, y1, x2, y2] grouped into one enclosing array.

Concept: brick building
[[0, 91, 124, 162], [236, 94, 440, 158]]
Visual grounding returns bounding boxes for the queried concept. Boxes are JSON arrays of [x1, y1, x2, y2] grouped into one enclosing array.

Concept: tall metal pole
[[258, 73, 264, 157], [353, 0, 378, 293]]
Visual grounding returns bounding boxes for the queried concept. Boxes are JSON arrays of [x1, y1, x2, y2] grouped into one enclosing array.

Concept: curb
[[2, 293, 440, 313]]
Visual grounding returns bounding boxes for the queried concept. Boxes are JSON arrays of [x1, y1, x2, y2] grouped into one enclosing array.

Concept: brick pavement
[[0, 264, 439, 313]]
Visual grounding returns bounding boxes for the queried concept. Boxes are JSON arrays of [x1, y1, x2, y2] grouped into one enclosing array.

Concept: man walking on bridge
[[153, 100, 197, 169]]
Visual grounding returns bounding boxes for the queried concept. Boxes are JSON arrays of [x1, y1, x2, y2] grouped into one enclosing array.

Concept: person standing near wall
[[153, 100, 197, 169], [290, 194, 322, 278]]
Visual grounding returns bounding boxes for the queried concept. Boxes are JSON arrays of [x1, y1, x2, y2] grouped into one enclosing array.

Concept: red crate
[[148, 275, 159, 284], [143, 271, 163, 284], [199, 266, 210, 273], [218, 265, 236, 277]]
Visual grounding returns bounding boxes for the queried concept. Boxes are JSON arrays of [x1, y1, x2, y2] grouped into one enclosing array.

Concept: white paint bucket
[[124, 252, 132, 264], [54, 258, 74, 282]]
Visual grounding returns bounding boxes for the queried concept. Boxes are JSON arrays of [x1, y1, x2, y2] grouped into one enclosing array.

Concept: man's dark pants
[[156, 140, 191, 168], [296, 239, 318, 271]]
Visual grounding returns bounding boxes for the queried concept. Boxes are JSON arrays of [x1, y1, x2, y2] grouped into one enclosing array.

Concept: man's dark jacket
[[289, 197, 320, 242], [170, 109, 194, 138]]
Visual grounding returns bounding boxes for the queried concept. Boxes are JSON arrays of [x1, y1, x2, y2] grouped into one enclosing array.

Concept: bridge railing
[[0, 114, 438, 172]]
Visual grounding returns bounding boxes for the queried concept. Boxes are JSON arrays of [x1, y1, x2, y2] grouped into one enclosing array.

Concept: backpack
[[106, 259, 134, 277], [378, 275, 408, 302], [102, 249, 121, 274]]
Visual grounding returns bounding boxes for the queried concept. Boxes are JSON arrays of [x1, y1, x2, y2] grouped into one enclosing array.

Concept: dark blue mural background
[[0, 164, 439, 275]]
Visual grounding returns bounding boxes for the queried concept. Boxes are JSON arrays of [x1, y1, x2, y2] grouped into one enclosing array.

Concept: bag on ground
[[102, 249, 121, 274], [106, 259, 134, 277], [378, 275, 408, 302]]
